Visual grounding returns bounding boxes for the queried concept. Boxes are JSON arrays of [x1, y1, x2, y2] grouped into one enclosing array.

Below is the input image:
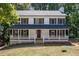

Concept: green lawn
[[0, 44, 79, 56]]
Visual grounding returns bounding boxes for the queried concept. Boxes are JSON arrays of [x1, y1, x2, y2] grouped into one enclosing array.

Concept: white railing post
[[58, 29, 60, 40], [12, 29, 13, 40], [34, 37, 36, 44], [18, 29, 20, 43], [29, 30, 30, 40], [43, 37, 44, 43], [64, 29, 66, 39]]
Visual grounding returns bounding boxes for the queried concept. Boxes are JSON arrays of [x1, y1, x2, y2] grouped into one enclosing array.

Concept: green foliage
[[31, 3, 64, 10], [14, 3, 30, 10], [31, 3, 48, 10], [48, 3, 60, 10], [0, 3, 18, 45], [64, 4, 79, 38], [0, 4, 18, 26]]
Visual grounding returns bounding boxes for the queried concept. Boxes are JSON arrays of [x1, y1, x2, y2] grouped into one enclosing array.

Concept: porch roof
[[9, 24, 68, 29]]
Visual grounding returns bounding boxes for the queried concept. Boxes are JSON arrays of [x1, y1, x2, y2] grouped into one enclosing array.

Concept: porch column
[[56, 29, 58, 39], [48, 29, 49, 39], [18, 29, 19, 40], [29, 29, 30, 40], [12, 29, 13, 39]]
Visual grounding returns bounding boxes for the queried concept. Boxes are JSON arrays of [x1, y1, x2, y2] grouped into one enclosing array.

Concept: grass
[[0, 43, 79, 56]]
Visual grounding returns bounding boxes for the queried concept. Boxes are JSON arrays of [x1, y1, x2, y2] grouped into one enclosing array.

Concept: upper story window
[[34, 18, 44, 24], [58, 18, 64, 25], [20, 18, 28, 24], [49, 18, 56, 24]]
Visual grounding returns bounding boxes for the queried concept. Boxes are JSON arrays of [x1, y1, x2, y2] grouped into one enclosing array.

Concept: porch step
[[36, 39, 43, 44]]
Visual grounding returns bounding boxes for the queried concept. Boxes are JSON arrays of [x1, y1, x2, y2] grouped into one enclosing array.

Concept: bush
[[62, 50, 67, 52], [0, 40, 5, 47]]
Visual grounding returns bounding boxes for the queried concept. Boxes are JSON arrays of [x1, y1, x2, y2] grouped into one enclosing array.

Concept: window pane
[[60, 30, 64, 36], [23, 30, 28, 37], [20, 30, 29, 37], [21, 18, 28, 24], [20, 30, 23, 36], [49, 18, 56, 24], [13, 30, 18, 36], [58, 18, 64, 24], [57, 30, 60, 36], [66, 30, 68, 36], [49, 30, 56, 37], [9, 30, 12, 35], [34, 18, 44, 24]]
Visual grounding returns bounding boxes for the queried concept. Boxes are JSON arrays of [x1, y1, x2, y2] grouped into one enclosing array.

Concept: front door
[[37, 30, 41, 38]]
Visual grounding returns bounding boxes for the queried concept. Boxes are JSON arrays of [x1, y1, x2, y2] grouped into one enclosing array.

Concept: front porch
[[9, 29, 69, 44]]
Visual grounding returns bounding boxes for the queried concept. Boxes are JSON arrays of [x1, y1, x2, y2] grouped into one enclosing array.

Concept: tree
[[15, 3, 30, 10], [31, 3, 62, 10], [0, 4, 18, 45], [48, 3, 60, 10], [64, 3, 79, 38], [31, 3, 48, 10]]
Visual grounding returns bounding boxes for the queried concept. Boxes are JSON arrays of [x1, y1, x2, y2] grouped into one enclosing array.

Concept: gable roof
[[17, 10, 66, 16]]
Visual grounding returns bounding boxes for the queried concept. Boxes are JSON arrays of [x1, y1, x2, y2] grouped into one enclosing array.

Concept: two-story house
[[9, 10, 69, 44]]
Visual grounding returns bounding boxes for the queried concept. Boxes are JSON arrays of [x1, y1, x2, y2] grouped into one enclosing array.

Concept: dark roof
[[9, 24, 68, 29]]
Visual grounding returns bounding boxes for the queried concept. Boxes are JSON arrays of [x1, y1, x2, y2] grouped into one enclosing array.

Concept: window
[[49, 18, 56, 24], [20, 30, 29, 37], [66, 30, 68, 36], [60, 30, 64, 36], [58, 18, 64, 24], [9, 30, 12, 35], [34, 18, 44, 24], [21, 18, 28, 24], [57, 30, 60, 36], [49, 30, 56, 37], [23, 30, 28, 37], [57, 30, 64, 36], [13, 30, 18, 36]]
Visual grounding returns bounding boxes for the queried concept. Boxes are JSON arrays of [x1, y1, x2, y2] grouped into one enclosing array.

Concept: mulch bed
[[9, 42, 72, 47]]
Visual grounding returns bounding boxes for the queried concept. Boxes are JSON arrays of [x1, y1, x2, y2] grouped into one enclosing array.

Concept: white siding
[[41, 29, 49, 39], [44, 17, 49, 24], [29, 29, 37, 39], [29, 17, 34, 24]]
